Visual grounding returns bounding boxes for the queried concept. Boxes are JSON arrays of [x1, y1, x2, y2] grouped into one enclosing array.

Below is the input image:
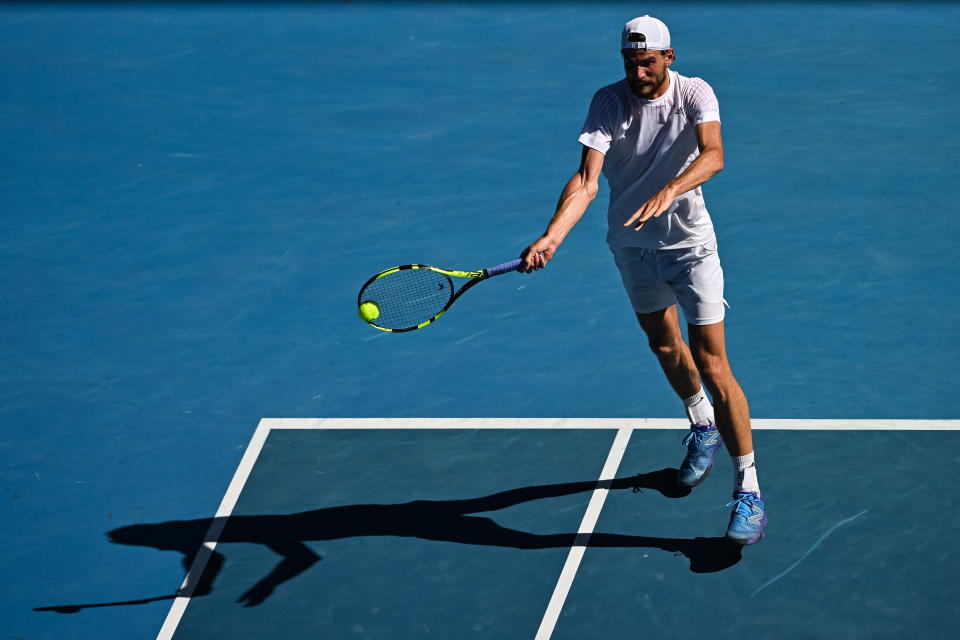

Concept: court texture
[[2, 2, 958, 639]]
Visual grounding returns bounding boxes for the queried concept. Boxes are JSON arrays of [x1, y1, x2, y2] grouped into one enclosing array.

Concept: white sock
[[732, 452, 760, 494], [683, 388, 715, 427]]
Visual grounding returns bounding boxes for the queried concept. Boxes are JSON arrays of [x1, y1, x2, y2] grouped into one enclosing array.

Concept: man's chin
[[629, 81, 651, 97]]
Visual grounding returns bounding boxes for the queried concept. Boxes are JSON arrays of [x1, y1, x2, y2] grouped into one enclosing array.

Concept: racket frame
[[357, 260, 519, 333]]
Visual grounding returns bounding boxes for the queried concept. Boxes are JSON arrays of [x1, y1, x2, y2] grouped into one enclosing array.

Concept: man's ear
[[664, 48, 675, 65]]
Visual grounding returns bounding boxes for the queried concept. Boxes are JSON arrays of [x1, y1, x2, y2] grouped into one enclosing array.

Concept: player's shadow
[[35, 468, 742, 613]]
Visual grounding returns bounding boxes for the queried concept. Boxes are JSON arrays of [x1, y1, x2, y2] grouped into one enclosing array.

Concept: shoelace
[[726, 493, 758, 513], [682, 429, 713, 450]]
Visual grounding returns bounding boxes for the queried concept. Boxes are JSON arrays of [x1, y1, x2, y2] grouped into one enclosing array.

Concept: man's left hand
[[624, 186, 677, 231]]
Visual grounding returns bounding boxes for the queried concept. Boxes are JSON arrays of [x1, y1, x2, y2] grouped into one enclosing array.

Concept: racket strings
[[360, 268, 455, 329]]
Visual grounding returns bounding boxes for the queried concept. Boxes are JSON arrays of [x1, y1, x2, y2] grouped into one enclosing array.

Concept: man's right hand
[[520, 238, 557, 273]]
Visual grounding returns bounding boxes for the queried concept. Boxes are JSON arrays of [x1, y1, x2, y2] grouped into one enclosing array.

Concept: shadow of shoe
[[677, 537, 743, 573], [615, 468, 691, 499]]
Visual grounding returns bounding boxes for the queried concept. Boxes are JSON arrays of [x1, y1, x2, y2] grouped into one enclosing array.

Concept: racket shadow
[[35, 469, 741, 612]]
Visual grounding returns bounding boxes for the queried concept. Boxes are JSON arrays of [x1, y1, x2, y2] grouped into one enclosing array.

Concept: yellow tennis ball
[[358, 300, 380, 321]]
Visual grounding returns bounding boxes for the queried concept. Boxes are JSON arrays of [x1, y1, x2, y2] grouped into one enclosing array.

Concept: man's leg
[[686, 321, 751, 457], [688, 320, 766, 544], [636, 306, 722, 488], [635, 305, 700, 399]]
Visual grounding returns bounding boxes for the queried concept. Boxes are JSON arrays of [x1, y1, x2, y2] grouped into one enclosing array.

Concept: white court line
[[535, 427, 632, 640], [157, 417, 960, 639], [261, 418, 960, 430], [155, 419, 272, 640]]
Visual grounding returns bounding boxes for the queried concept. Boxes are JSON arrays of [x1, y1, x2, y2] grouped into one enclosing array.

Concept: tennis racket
[[357, 257, 532, 332]]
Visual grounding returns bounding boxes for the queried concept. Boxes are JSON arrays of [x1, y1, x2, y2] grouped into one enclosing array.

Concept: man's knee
[[647, 334, 684, 362], [697, 355, 735, 397]]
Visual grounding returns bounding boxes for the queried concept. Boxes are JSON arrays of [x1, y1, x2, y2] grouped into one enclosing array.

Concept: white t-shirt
[[578, 70, 721, 250]]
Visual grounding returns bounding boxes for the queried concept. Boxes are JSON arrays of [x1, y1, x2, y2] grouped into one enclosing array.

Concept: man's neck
[[647, 70, 671, 100]]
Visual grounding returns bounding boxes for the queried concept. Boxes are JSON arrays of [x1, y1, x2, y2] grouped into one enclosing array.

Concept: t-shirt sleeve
[[577, 88, 619, 155], [683, 77, 720, 126]]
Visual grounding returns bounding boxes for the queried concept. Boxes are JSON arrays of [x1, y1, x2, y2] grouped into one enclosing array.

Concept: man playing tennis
[[521, 15, 765, 544]]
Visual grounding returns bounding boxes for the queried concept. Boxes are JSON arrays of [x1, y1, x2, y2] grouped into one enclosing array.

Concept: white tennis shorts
[[612, 239, 726, 325]]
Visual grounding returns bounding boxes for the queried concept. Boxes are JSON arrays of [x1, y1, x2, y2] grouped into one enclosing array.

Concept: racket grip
[[484, 258, 523, 277]]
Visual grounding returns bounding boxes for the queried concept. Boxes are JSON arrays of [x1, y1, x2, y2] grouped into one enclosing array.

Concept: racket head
[[358, 265, 460, 332]]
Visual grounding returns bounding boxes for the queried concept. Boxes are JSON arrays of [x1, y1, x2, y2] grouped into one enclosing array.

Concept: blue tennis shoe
[[677, 424, 723, 488], [725, 490, 766, 545]]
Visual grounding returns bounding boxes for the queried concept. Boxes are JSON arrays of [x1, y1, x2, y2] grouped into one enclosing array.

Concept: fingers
[[520, 249, 548, 273], [625, 191, 673, 231], [524, 251, 546, 273], [624, 200, 662, 231], [623, 207, 648, 230]]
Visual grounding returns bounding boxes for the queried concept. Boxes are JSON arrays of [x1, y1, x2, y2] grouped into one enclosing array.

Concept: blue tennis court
[[3, 2, 959, 639], [143, 420, 958, 639]]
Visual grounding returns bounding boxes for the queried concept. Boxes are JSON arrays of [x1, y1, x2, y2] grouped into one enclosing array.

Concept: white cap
[[621, 15, 670, 50]]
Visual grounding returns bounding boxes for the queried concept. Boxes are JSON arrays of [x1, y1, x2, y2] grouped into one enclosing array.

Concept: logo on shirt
[[676, 107, 685, 117]]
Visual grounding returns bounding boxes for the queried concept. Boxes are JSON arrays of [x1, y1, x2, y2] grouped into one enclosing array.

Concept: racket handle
[[484, 258, 523, 278]]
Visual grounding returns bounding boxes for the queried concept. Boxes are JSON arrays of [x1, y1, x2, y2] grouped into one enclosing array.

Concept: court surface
[[3, 2, 959, 639], [147, 419, 959, 640]]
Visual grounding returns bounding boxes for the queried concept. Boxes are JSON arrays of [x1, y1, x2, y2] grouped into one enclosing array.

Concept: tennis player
[[521, 16, 765, 544]]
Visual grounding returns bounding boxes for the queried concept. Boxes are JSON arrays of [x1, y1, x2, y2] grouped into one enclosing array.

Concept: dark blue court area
[[3, 2, 959, 639], [96, 424, 960, 639]]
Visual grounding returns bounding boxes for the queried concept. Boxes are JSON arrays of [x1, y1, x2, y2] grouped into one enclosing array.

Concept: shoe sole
[[677, 463, 712, 489], [727, 530, 764, 546], [727, 514, 767, 545]]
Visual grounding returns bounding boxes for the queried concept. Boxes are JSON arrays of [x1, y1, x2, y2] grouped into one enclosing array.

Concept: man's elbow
[[585, 180, 599, 201], [711, 149, 724, 174]]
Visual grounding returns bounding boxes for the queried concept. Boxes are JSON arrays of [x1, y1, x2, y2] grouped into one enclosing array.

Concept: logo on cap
[[628, 32, 646, 43]]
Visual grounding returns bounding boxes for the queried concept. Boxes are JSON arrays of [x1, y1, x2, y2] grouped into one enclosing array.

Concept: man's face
[[622, 48, 674, 99]]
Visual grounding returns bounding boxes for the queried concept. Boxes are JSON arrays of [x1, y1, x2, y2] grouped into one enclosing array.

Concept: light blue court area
[[142, 420, 959, 639]]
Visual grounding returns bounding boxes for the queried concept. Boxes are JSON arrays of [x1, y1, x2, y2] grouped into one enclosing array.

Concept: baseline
[[261, 418, 960, 430]]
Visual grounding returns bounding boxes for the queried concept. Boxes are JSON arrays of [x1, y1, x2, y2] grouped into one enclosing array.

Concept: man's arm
[[521, 146, 605, 272], [623, 120, 724, 231]]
